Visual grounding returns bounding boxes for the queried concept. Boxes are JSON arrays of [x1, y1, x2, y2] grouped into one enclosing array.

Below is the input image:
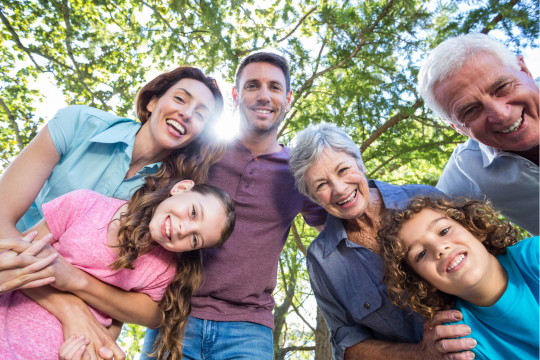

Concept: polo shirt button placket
[[524, 162, 531, 168]]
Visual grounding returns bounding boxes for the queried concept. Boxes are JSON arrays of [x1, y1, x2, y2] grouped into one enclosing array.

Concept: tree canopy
[[1, 0, 537, 358]]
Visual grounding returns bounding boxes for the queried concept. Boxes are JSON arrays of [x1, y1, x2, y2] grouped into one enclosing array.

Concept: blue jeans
[[139, 316, 273, 360]]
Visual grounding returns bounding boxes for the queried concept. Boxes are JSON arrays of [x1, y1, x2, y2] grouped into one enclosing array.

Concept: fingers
[[0, 238, 33, 253], [430, 310, 463, 326], [0, 271, 55, 293], [59, 335, 90, 360], [107, 342, 126, 360], [98, 348, 114, 360], [16, 276, 56, 290], [431, 323, 472, 342], [21, 234, 54, 256], [0, 252, 57, 271], [443, 351, 476, 359], [435, 337, 477, 354], [22, 231, 39, 243]]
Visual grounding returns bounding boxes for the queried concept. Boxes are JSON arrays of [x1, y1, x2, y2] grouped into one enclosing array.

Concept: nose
[[484, 98, 512, 124], [331, 179, 348, 197], [433, 241, 451, 260], [257, 84, 271, 103], [178, 104, 196, 123]]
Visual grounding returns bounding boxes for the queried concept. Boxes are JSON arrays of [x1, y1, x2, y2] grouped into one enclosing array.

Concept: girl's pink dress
[[0, 190, 176, 359]]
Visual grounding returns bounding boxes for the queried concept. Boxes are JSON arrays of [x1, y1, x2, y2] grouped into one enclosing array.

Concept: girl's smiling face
[[149, 180, 227, 253], [398, 208, 493, 298]]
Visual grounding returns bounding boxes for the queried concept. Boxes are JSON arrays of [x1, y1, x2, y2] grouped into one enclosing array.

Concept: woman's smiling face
[[399, 208, 492, 297], [146, 78, 216, 150], [304, 148, 370, 220]]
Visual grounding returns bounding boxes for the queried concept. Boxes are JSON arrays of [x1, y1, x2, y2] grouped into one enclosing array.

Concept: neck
[[509, 144, 539, 167], [458, 254, 508, 307], [345, 188, 385, 254], [238, 126, 282, 157], [130, 123, 174, 176]]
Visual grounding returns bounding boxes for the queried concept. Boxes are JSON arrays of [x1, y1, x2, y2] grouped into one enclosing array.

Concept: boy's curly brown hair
[[379, 196, 518, 320]]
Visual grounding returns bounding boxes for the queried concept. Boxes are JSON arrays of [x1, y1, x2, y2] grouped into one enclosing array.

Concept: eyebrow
[[455, 75, 514, 121], [176, 88, 211, 113], [310, 161, 347, 187], [405, 216, 447, 256], [244, 78, 285, 88], [198, 202, 205, 248]]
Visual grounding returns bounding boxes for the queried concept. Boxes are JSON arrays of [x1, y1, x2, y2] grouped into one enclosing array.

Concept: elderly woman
[[289, 124, 476, 360]]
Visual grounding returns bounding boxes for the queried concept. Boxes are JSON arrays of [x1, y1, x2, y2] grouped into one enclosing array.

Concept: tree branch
[[0, 9, 72, 71], [279, 258, 322, 335], [235, 6, 318, 58], [281, 346, 316, 354], [279, 0, 398, 136], [0, 97, 25, 150], [480, 0, 520, 34], [60, 0, 111, 110], [360, 98, 423, 153], [291, 222, 307, 257]]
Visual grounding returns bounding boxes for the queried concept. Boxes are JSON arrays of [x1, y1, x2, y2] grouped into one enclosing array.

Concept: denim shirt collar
[[323, 179, 412, 257], [477, 142, 517, 168]]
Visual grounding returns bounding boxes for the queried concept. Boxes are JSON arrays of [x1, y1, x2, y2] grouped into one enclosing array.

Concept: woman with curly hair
[[380, 196, 539, 360]]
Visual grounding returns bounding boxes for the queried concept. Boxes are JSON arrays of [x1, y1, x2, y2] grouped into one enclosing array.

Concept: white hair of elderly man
[[418, 33, 520, 120]]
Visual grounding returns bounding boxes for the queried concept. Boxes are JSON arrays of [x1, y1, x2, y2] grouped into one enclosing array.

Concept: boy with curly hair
[[379, 196, 539, 360]]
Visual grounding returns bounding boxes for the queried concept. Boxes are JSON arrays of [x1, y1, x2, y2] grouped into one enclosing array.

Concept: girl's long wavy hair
[[135, 66, 226, 187], [110, 181, 236, 360], [379, 196, 518, 320]]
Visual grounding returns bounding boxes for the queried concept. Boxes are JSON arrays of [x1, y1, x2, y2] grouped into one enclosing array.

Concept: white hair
[[289, 123, 366, 203], [418, 33, 520, 120]]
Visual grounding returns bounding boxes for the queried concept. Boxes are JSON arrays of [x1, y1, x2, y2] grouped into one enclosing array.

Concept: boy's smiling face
[[398, 208, 493, 298]]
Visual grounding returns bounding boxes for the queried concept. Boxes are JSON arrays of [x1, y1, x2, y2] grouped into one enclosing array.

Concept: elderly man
[[418, 33, 539, 236]]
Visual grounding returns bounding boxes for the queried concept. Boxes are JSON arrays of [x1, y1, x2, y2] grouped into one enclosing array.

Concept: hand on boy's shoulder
[[422, 310, 476, 360]]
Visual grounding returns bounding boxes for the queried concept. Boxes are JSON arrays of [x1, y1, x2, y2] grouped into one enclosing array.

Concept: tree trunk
[[315, 307, 332, 360]]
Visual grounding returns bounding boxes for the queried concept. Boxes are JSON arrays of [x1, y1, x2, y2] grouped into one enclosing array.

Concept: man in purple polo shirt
[[141, 52, 327, 359]]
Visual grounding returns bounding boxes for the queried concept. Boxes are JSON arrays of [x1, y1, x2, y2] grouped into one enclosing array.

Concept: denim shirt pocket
[[347, 282, 404, 336]]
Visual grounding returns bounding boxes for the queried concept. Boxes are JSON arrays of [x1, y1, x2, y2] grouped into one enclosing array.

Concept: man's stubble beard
[[239, 102, 287, 137]]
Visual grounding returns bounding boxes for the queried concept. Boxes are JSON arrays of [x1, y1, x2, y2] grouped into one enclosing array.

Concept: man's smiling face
[[233, 62, 292, 136], [435, 54, 539, 152]]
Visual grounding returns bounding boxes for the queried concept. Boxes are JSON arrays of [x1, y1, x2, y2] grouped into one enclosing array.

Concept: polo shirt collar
[[89, 121, 161, 173], [89, 120, 140, 145], [323, 179, 409, 257], [477, 141, 514, 168]]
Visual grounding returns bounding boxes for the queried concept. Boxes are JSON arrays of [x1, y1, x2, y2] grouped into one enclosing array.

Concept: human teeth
[[337, 190, 357, 205], [165, 217, 171, 238], [166, 119, 186, 135], [500, 117, 522, 134], [447, 254, 465, 271], [254, 109, 271, 114]]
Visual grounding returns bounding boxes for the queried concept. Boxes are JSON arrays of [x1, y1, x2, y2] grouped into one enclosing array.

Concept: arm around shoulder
[[0, 125, 60, 238]]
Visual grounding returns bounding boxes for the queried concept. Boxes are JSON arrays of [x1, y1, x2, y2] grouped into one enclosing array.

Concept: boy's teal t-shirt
[[453, 236, 539, 360]]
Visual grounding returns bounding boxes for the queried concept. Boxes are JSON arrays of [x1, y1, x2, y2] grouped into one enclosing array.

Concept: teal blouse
[[16, 105, 161, 232]]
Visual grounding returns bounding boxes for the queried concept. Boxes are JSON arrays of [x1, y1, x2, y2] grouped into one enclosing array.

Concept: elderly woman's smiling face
[[304, 148, 370, 220]]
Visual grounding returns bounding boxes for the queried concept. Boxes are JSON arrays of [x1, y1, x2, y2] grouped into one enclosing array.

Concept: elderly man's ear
[[444, 120, 467, 136], [517, 55, 534, 80]]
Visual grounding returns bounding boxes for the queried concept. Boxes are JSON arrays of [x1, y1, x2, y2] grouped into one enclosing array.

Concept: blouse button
[[364, 302, 370, 309]]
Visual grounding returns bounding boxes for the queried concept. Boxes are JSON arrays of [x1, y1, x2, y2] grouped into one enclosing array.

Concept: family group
[[0, 33, 537, 360]]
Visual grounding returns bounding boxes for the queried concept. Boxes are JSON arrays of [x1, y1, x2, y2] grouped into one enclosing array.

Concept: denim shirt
[[437, 138, 538, 236], [307, 180, 442, 360]]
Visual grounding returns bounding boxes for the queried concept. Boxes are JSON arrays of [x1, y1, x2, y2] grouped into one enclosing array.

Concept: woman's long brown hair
[[135, 66, 226, 187], [110, 180, 235, 360], [379, 196, 518, 320]]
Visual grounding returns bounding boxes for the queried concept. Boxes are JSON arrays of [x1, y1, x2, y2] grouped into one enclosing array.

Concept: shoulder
[[505, 237, 539, 266], [307, 230, 328, 263], [52, 105, 135, 127]]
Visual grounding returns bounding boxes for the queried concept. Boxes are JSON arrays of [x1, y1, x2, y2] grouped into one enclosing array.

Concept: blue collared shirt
[[17, 105, 160, 232], [436, 139, 539, 236], [307, 180, 441, 360]]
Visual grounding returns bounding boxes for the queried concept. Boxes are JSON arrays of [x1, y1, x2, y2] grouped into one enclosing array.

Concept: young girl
[[0, 179, 235, 360], [379, 196, 539, 360]]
